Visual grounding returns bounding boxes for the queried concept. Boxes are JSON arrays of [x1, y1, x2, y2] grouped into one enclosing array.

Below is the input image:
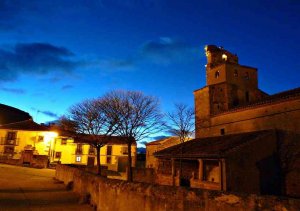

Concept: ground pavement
[[0, 164, 93, 211]]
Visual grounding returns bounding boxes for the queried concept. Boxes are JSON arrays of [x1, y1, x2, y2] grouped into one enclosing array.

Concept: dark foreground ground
[[0, 164, 93, 211]]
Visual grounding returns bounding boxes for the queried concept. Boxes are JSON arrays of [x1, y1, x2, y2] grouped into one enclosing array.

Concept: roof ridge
[[0, 118, 33, 127]]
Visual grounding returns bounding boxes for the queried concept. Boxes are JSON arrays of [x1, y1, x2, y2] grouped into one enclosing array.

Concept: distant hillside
[[137, 147, 146, 154]]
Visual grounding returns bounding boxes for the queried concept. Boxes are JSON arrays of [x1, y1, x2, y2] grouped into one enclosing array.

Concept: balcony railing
[[0, 137, 19, 146]]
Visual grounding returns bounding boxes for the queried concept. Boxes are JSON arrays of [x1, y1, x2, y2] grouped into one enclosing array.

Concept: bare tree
[[59, 98, 118, 175], [101, 90, 165, 181], [166, 103, 195, 182], [167, 104, 195, 143]]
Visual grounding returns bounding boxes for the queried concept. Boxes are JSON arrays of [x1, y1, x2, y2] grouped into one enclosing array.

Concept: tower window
[[215, 71, 220, 78], [234, 69, 238, 77], [220, 128, 225, 135], [245, 91, 250, 103], [244, 72, 249, 80]]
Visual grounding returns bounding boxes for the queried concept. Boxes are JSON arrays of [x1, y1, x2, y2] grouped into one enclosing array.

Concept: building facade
[[154, 45, 300, 197], [194, 45, 300, 138], [0, 117, 137, 171]]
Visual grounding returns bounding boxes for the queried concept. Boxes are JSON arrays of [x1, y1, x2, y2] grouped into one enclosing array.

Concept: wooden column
[[198, 159, 203, 180], [221, 159, 226, 191], [171, 158, 175, 186]]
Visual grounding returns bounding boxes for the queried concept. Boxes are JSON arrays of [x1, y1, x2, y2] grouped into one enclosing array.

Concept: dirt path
[[0, 164, 93, 211]]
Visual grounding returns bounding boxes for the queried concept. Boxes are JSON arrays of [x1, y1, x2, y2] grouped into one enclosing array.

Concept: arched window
[[215, 71, 220, 78], [245, 72, 249, 80], [234, 69, 238, 77]]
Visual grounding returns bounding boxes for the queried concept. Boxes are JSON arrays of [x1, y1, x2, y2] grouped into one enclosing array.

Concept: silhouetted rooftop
[[0, 119, 49, 131], [0, 104, 32, 125]]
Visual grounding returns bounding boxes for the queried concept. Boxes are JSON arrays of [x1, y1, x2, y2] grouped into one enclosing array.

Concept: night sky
[[1, 0, 299, 126]]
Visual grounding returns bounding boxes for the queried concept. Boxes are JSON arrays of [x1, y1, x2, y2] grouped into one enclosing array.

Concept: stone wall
[[196, 97, 300, 138], [0, 154, 48, 168], [132, 167, 155, 183], [56, 164, 300, 211]]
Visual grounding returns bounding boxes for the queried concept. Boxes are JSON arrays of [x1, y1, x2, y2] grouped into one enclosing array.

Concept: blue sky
[[0, 0, 299, 132]]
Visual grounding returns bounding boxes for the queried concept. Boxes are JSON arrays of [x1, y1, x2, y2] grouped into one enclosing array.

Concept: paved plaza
[[0, 164, 93, 211]]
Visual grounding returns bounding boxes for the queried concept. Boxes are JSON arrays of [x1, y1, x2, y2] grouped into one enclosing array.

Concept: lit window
[[76, 156, 81, 162], [245, 72, 249, 80], [215, 71, 220, 78], [222, 54, 227, 61]]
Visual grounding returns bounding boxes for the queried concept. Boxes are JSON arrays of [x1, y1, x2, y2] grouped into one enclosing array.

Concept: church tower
[[194, 45, 267, 138]]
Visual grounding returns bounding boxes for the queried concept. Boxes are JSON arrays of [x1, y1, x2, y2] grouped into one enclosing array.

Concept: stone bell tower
[[194, 45, 267, 138]]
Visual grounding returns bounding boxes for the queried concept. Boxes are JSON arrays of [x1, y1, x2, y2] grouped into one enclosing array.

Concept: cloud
[[0, 87, 25, 94], [0, 42, 80, 82], [138, 37, 199, 65], [31, 107, 59, 118], [40, 110, 59, 118], [98, 37, 199, 71], [61, 85, 73, 90]]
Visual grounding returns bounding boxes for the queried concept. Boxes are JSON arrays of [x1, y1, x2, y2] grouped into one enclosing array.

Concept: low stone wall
[[0, 155, 48, 168], [56, 164, 300, 211], [132, 167, 155, 183], [0, 157, 20, 165]]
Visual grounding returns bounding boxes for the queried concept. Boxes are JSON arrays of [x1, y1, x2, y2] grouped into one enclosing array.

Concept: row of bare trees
[[58, 90, 194, 181]]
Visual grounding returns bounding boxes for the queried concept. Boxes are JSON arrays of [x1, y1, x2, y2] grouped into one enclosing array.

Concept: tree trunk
[[96, 145, 101, 175], [127, 142, 133, 182]]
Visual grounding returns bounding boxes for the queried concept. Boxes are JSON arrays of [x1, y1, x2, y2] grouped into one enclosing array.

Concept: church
[[154, 45, 300, 197], [194, 45, 300, 138]]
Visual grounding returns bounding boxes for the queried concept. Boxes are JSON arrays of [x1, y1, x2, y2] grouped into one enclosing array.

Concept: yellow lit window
[[76, 156, 81, 162]]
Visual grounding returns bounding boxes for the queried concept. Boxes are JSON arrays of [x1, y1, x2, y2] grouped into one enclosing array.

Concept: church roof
[[154, 130, 275, 159], [0, 119, 50, 131], [0, 104, 32, 125]]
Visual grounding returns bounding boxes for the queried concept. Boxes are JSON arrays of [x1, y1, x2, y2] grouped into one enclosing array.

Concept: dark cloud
[[139, 37, 199, 65], [31, 107, 59, 118], [40, 110, 59, 118], [61, 85, 73, 90], [0, 42, 80, 82], [99, 37, 199, 71], [0, 87, 25, 94]]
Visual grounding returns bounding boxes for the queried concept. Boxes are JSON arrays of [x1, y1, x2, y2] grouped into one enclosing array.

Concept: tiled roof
[[154, 130, 275, 158], [146, 136, 180, 146], [74, 135, 135, 145], [53, 127, 135, 145], [0, 120, 50, 131], [0, 104, 32, 125]]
